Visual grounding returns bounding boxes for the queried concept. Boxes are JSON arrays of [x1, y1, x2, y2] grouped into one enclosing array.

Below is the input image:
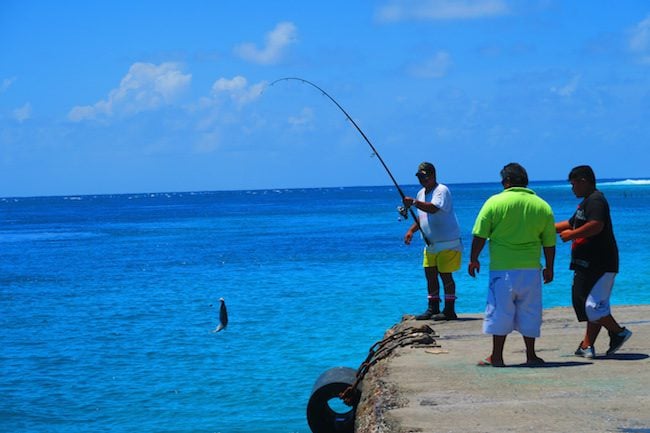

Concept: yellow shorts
[[423, 249, 461, 273]]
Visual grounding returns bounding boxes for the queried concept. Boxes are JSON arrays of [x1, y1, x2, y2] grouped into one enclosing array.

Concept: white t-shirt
[[416, 183, 462, 253]]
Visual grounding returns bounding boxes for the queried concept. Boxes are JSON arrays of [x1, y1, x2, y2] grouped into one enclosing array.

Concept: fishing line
[[268, 77, 430, 246]]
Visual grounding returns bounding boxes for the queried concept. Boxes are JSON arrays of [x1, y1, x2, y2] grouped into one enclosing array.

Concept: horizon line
[[2, 177, 650, 201]]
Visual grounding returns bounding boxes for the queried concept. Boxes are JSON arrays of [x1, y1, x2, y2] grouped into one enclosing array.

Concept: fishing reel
[[397, 205, 409, 221]]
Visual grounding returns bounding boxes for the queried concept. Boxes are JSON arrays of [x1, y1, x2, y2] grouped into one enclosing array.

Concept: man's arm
[[413, 200, 440, 214], [558, 220, 604, 242], [404, 222, 419, 245], [555, 220, 571, 233], [542, 246, 555, 284], [468, 236, 487, 277], [403, 196, 440, 214]]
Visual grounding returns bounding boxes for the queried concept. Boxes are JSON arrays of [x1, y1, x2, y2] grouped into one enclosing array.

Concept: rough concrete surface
[[355, 305, 650, 433]]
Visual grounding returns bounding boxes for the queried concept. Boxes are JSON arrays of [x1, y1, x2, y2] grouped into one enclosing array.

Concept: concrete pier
[[355, 305, 650, 433]]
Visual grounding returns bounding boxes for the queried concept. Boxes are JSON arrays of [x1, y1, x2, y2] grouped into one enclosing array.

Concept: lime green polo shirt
[[472, 187, 556, 270]]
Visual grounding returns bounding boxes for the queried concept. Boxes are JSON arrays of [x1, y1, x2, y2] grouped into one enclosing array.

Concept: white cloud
[[376, 0, 510, 22], [213, 76, 247, 92], [13, 102, 32, 122], [1, 77, 16, 93], [190, 76, 265, 134], [628, 15, 650, 63], [68, 62, 191, 122], [409, 51, 452, 78], [211, 76, 266, 107], [234, 22, 297, 65], [550, 75, 580, 97]]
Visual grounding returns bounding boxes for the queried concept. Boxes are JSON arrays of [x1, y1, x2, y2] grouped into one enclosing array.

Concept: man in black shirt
[[556, 165, 632, 358]]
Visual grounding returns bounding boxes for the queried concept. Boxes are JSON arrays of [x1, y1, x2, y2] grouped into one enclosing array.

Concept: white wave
[[0, 231, 103, 243], [600, 179, 650, 186]]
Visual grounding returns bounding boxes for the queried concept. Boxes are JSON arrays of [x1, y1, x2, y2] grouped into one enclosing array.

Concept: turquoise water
[[2, 180, 649, 432]]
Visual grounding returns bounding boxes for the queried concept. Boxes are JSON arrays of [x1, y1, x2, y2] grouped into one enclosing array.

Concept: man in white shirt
[[404, 162, 463, 321]]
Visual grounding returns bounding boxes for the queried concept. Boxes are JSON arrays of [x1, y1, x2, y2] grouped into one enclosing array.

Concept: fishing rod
[[268, 77, 430, 246]]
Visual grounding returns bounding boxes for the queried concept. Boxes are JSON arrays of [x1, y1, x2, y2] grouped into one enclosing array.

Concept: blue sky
[[2, 1, 650, 197]]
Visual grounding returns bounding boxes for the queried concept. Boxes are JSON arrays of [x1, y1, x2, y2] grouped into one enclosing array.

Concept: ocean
[[2, 179, 649, 433]]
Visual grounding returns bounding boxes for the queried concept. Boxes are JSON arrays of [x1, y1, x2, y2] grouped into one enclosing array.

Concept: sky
[[2, 0, 650, 197]]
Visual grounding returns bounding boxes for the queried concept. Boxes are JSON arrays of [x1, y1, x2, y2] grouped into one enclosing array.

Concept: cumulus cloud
[[68, 62, 191, 122], [211, 76, 266, 107], [234, 22, 297, 64], [13, 103, 32, 122], [376, 0, 510, 22], [409, 51, 452, 78], [628, 15, 650, 63]]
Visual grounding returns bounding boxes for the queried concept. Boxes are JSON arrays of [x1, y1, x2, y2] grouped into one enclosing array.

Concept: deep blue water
[[2, 179, 649, 432]]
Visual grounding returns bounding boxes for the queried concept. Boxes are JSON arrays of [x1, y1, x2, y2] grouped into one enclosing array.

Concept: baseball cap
[[416, 162, 435, 177]]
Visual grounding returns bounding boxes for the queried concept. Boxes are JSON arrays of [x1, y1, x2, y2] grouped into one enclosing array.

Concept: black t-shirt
[[568, 190, 619, 272]]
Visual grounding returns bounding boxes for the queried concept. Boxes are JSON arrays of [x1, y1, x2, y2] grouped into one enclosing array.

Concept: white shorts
[[585, 272, 615, 321], [483, 269, 542, 338]]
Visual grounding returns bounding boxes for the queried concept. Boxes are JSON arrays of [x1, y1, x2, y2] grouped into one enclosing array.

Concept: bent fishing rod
[[268, 77, 430, 246]]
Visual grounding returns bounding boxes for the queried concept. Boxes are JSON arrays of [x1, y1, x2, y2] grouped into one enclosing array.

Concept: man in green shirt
[[468, 163, 556, 367]]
